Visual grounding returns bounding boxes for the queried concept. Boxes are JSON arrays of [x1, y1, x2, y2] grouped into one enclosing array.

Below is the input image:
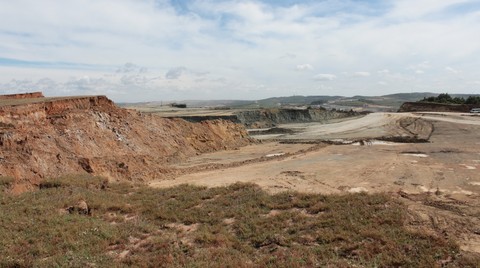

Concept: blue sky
[[0, 0, 479, 102]]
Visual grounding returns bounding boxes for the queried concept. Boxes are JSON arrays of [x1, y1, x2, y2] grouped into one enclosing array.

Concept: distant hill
[[244, 93, 441, 110], [121, 92, 480, 111], [380, 92, 438, 101], [253, 95, 342, 107]]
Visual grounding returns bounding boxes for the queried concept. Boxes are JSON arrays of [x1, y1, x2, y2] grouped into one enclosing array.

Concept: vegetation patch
[[419, 93, 480, 105], [377, 136, 429, 143], [0, 176, 14, 191], [0, 176, 478, 267], [249, 127, 296, 135], [0, 122, 15, 128]]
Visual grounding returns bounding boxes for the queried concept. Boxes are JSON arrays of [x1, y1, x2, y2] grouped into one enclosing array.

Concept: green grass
[[0, 175, 478, 267]]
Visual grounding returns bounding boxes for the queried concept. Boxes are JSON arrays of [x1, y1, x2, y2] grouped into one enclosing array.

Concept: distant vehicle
[[470, 108, 480, 113]]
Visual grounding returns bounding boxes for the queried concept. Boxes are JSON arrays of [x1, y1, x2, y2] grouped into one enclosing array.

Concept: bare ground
[[150, 112, 480, 254]]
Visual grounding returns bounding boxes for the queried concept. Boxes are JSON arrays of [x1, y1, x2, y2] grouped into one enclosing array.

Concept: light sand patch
[[265, 153, 285, 157], [418, 186, 430, 192], [452, 187, 474, 195], [223, 218, 235, 225], [460, 164, 477, 170], [402, 153, 429, 158], [347, 187, 368, 193], [165, 223, 200, 233]]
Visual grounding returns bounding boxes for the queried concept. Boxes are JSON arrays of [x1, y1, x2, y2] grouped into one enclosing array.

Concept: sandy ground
[[150, 112, 480, 253]]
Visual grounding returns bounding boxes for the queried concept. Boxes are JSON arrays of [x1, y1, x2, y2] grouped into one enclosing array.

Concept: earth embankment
[[398, 102, 475, 113]]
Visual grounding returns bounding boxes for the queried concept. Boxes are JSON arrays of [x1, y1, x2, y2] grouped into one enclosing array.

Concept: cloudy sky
[[1, 0, 479, 102]]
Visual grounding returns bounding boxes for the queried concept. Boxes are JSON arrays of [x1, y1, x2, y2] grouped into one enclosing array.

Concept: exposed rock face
[[236, 108, 358, 128], [398, 102, 474, 113], [0, 94, 251, 190]]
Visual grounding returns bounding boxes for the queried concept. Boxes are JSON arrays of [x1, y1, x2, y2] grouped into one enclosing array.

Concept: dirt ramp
[[392, 117, 434, 141]]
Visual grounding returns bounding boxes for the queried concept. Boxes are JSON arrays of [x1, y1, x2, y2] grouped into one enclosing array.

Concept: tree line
[[420, 93, 480, 105]]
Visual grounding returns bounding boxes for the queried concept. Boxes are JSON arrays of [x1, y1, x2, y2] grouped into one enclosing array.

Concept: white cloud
[[388, 0, 470, 19], [295, 64, 313, 71], [407, 61, 431, 75], [445, 66, 460, 74], [354, 72, 371, 77], [313, 74, 337, 81], [377, 69, 390, 75], [116, 62, 147, 74], [165, 67, 187, 80], [279, 53, 297, 59], [417, 61, 431, 69], [0, 0, 479, 101]]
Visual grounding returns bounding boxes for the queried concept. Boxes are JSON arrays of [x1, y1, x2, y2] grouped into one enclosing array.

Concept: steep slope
[[0, 94, 251, 191], [236, 108, 358, 128]]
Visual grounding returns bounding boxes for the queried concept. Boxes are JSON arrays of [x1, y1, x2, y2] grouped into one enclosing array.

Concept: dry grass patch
[[0, 175, 478, 267]]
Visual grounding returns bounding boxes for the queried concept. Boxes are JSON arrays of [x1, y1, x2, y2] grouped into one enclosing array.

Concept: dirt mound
[[0, 94, 252, 191], [383, 117, 434, 142], [398, 102, 473, 113]]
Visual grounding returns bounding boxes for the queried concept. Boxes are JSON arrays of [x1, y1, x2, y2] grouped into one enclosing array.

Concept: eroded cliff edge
[[236, 108, 358, 128], [0, 93, 251, 192]]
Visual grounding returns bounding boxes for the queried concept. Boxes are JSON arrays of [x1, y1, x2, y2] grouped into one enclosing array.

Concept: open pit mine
[[1, 92, 480, 258]]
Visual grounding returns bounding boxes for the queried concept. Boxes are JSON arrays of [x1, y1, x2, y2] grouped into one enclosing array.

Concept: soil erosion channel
[[151, 112, 480, 253]]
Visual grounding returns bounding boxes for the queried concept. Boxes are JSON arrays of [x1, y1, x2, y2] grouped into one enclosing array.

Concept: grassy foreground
[[0, 175, 478, 267]]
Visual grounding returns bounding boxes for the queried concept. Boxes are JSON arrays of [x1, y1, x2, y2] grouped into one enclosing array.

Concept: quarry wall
[[0, 94, 251, 191], [236, 108, 358, 128]]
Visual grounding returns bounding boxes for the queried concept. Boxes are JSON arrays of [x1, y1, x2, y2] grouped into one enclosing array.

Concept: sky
[[0, 0, 480, 102]]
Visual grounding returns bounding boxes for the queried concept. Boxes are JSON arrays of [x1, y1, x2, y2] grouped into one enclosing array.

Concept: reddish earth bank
[[0, 92, 44, 100], [0, 94, 251, 192], [399, 102, 477, 113]]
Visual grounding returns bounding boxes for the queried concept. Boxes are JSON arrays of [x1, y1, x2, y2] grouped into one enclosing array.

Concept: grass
[[0, 175, 478, 267]]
